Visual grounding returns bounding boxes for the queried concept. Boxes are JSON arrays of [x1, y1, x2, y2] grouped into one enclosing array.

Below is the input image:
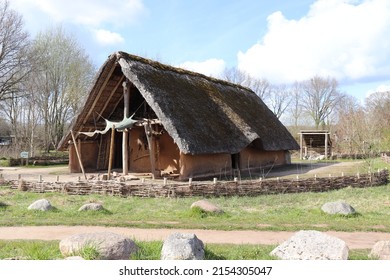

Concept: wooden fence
[[5, 169, 389, 198]]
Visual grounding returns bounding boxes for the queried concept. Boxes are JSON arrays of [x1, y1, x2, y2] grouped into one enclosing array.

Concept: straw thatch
[[58, 51, 299, 154]]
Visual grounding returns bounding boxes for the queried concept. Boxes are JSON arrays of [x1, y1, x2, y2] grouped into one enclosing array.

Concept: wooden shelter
[[298, 130, 332, 159], [58, 52, 299, 179]]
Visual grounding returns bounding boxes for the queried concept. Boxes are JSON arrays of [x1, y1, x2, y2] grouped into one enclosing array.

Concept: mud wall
[[179, 153, 231, 179], [239, 148, 288, 170], [69, 141, 99, 173]]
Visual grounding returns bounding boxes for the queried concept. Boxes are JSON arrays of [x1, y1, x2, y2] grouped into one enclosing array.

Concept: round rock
[[191, 199, 223, 214], [78, 203, 104, 211], [321, 201, 356, 215], [59, 232, 138, 260], [270, 230, 349, 260], [369, 240, 390, 260], [28, 199, 52, 211], [161, 232, 205, 260]]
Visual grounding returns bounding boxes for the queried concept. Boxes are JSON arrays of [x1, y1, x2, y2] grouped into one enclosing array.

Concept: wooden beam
[[70, 130, 87, 180], [299, 133, 303, 160], [122, 80, 130, 175], [144, 122, 156, 180], [107, 126, 116, 179], [97, 75, 125, 120], [82, 64, 118, 126], [325, 132, 328, 160]]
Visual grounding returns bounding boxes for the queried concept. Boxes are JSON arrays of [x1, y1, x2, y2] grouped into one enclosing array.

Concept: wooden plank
[[122, 80, 130, 175], [144, 122, 156, 180], [70, 130, 87, 180], [82, 65, 118, 126], [107, 126, 116, 179]]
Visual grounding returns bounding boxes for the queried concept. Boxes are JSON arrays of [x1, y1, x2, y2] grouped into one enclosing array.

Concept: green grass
[[0, 240, 376, 260], [1, 182, 390, 232]]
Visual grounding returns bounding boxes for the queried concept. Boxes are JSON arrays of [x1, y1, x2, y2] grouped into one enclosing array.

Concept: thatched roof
[[58, 51, 299, 154]]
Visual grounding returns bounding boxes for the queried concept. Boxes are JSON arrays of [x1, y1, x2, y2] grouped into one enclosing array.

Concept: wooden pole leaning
[[108, 125, 116, 180], [70, 130, 87, 180]]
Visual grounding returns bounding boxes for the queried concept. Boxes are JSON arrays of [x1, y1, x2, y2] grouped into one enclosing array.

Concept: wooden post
[[70, 130, 87, 180], [299, 132, 303, 160], [122, 80, 130, 175], [144, 122, 156, 180], [325, 132, 328, 159], [108, 126, 116, 180]]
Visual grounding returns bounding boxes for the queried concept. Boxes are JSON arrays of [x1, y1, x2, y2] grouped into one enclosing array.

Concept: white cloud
[[94, 29, 125, 45], [11, 0, 145, 27], [179, 59, 226, 78], [237, 0, 390, 84], [366, 84, 390, 97]]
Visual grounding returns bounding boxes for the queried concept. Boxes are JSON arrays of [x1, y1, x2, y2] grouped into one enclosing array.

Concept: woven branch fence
[[5, 169, 389, 198]]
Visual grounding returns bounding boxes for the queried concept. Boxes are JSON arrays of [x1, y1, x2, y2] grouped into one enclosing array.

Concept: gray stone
[[321, 201, 356, 215], [59, 232, 138, 260], [369, 240, 390, 260], [270, 230, 349, 260], [78, 203, 104, 211], [191, 200, 224, 214], [28, 199, 52, 211], [161, 232, 205, 260]]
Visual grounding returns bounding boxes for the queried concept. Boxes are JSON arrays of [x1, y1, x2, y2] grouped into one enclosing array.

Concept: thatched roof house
[[58, 51, 299, 179]]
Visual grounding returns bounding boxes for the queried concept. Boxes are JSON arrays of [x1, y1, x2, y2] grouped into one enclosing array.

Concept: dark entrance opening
[[231, 153, 240, 169]]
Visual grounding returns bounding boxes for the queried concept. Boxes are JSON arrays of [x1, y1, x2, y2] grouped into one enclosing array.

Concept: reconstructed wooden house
[[58, 52, 299, 179]]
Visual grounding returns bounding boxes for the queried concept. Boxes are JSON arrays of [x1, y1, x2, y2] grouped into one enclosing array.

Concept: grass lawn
[[0, 240, 375, 260], [1, 182, 390, 232], [0, 158, 389, 260]]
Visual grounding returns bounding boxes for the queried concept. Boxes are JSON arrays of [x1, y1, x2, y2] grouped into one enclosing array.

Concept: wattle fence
[[3, 169, 389, 198]]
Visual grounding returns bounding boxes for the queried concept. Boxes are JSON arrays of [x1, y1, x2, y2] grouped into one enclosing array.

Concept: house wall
[[129, 126, 180, 175], [239, 148, 288, 170], [179, 153, 231, 179], [69, 141, 99, 173]]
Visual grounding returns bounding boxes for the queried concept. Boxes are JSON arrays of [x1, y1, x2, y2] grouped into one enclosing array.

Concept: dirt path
[[1, 226, 390, 249]]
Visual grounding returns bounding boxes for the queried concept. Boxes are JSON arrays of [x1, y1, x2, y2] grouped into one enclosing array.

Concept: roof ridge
[[115, 51, 253, 93]]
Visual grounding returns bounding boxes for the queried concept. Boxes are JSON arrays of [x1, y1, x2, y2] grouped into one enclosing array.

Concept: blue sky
[[10, 0, 390, 102]]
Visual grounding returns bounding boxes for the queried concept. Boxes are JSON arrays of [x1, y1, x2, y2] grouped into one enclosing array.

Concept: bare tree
[[333, 95, 369, 154], [301, 76, 344, 129], [31, 26, 95, 151], [222, 67, 270, 100], [287, 82, 303, 128], [267, 84, 292, 119], [0, 0, 31, 101], [365, 91, 390, 150]]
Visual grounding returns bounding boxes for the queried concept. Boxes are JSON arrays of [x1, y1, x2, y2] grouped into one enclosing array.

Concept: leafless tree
[[222, 67, 270, 100], [31, 26, 95, 151], [301, 76, 344, 129], [0, 0, 31, 101], [287, 82, 303, 128], [267, 84, 292, 119], [333, 95, 368, 154], [365, 91, 390, 151]]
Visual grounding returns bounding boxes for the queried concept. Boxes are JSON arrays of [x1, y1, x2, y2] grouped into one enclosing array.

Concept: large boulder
[[78, 203, 104, 211], [190, 200, 223, 214], [369, 241, 390, 260], [161, 232, 205, 260], [270, 230, 349, 260], [321, 201, 356, 215], [28, 199, 52, 211], [59, 232, 138, 260]]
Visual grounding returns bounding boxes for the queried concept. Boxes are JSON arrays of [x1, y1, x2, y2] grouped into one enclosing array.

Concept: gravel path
[[1, 226, 390, 249]]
